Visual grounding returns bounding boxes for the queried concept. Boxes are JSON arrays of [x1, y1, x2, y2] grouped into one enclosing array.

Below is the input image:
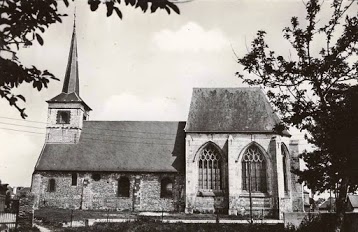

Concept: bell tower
[[45, 19, 91, 144]]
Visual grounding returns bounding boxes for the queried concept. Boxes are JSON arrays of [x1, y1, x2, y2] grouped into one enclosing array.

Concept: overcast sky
[[1, 0, 345, 187]]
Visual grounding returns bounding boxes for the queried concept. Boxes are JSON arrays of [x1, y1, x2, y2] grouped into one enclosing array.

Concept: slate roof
[[63, 23, 79, 95], [185, 88, 289, 136], [46, 23, 92, 111], [47, 92, 91, 111], [348, 195, 358, 208], [35, 121, 185, 172]]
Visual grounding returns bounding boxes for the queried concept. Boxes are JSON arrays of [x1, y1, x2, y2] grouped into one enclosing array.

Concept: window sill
[[197, 190, 224, 197], [239, 192, 269, 198]]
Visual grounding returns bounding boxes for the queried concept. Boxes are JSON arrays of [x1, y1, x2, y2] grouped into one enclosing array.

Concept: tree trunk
[[335, 178, 349, 232]]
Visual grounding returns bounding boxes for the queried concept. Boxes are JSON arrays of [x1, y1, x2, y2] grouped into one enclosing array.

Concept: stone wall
[[289, 140, 304, 212], [31, 171, 184, 212], [46, 102, 89, 144], [185, 133, 297, 216], [17, 192, 35, 229]]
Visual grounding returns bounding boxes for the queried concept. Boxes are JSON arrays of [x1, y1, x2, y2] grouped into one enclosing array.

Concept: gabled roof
[[185, 88, 289, 136], [35, 121, 185, 173], [348, 195, 358, 208]]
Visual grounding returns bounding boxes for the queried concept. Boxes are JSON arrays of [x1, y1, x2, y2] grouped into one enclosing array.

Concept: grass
[[35, 208, 358, 232], [60, 221, 286, 232], [34, 207, 136, 228], [34, 207, 274, 223]]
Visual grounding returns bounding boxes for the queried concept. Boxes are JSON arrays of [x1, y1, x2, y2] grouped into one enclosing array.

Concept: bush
[[10, 226, 40, 232], [296, 214, 336, 232]]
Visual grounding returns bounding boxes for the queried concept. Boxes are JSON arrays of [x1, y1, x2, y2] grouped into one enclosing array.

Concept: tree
[[0, 0, 180, 118], [236, 0, 357, 231]]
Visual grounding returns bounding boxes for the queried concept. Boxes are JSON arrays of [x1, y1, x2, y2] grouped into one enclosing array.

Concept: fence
[[0, 199, 19, 231]]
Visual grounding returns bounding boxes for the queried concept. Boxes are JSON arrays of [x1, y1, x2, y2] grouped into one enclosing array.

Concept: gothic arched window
[[242, 145, 267, 193], [281, 144, 289, 193], [198, 144, 222, 190], [118, 177, 130, 197]]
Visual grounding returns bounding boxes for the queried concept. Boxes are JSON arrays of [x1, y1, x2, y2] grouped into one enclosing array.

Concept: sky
[[1, 0, 348, 187]]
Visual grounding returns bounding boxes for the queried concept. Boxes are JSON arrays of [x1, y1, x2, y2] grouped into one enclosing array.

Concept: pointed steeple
[[47, 14, 91, 112], [62, 16, 79, 94]]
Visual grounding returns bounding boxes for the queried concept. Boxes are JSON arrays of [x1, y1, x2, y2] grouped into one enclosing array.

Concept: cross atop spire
[[62, 17, 79, 95]]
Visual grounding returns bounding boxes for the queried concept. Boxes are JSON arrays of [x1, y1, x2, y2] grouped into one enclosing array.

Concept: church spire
[[62, 15, 80, 95]]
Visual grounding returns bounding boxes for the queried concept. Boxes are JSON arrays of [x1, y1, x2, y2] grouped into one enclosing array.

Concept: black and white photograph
[[0, 0, 357, 231]]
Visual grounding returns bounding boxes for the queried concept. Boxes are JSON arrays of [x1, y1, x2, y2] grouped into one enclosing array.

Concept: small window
[[72, 173, 77, 186], [118, 177, 130, 197], [49, 179, 56, 192], [92, 173, 101, 181], [57, 111, 70, 124], [160, 177, 173, 198]]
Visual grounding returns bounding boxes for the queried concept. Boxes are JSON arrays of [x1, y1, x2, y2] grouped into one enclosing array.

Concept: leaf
[[89, 0, 100, 11], [63, 0, 69, 7], [114, 7, 122, 19], [17, 94, 26, 102], [36, 82, 42, 91], [167, 2, 180, 14], [36, 34, 43, 45], [106, 1, 114, 17], [150, 3, 159, 13], [164, 6, 170, 15], [125, 0, 135, 6], [137, 0, 148, 12]]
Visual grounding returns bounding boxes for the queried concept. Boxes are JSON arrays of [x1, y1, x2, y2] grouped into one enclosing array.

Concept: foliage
[[296, 214, 336, 232], [297, 86, 358, 193], [0, 0, 179, 118], [13, 226, 41, 232], [236, 0, 357, 230]]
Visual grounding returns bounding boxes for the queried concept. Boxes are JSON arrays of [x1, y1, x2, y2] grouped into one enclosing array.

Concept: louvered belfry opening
[[198, 144, 222, 190], [242, 145, 267, 193]]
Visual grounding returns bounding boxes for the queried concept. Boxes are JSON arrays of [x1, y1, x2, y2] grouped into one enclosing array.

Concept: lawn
[[34, 207, 136, 228], [60, 221, 287, 232]]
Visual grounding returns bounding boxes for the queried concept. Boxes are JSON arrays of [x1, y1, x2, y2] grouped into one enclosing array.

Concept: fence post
[[107, 209, 109, 223], [14, 199, 20, 231], [70, 209, 73, 227]]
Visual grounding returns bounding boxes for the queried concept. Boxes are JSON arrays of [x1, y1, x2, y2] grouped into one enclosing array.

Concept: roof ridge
[[192, 87, 261, 90], [84, 120, 186, 123]]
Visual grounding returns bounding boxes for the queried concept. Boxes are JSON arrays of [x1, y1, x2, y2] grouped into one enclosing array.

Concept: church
[[31, 25, 304, 218]]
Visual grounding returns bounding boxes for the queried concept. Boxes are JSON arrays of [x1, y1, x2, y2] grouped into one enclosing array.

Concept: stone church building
[[31, 26, 303, 218]]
